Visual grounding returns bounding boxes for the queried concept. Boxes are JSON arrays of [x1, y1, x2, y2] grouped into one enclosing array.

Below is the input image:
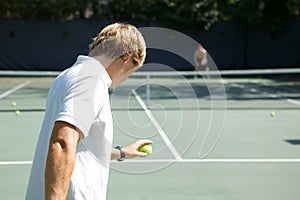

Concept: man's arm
[[111, 140, 153, 160], [45, 121, 80, 200]]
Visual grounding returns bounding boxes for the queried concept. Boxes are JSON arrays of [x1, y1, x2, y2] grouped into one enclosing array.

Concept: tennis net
[[0, 68, 299, 112]]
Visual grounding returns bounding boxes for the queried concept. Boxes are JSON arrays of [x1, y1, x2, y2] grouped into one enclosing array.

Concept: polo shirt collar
[[77, 55, 112, 88]]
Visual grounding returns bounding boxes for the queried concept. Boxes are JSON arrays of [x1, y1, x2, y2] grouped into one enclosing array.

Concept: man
[[26, 23, 152, 200], [193, 44, 209, 72]]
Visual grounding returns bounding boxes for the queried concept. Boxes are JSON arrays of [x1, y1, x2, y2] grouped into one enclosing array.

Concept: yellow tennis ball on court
[[138, 144, 152, 155], [270, 112, 275, 117], [15, 110, 20, 116], [11, 102, 17, 107]]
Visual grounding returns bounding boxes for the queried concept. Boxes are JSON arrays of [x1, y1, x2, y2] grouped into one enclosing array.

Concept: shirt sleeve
[[55, 68, 106, 138]]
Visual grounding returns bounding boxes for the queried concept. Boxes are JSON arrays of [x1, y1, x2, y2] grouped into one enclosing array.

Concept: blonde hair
[[89, 23, 146, 67]]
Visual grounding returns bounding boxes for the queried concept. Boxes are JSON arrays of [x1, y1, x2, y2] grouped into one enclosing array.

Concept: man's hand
[[111, 140, 153, 160], [124, 140, 153, 158]]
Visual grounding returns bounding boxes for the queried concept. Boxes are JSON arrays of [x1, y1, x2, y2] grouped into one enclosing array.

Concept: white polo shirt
[[26, 56, 113, 200]]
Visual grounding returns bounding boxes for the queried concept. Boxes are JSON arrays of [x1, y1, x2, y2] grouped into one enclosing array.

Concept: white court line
[[230, 83, 300, 106], [121, 158, 300, 163], [131, 89, 183, 161], [0, 161, 32, 165], [2, 159, 300, 165], [0, 81, 30, 99], [287, 99, 300, 106]]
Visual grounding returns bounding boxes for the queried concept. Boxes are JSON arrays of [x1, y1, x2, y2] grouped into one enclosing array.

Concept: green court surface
[[0, 74, 300, 200]]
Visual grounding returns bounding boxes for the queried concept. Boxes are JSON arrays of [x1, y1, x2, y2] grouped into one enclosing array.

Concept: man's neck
[[91, 55, 114, 69]]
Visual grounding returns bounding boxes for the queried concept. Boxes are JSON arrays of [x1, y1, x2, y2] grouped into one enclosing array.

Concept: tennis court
[[0, 69, 300, 200]]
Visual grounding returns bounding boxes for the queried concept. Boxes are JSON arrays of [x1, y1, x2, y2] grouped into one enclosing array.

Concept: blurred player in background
[[194, 44, 209, 72]]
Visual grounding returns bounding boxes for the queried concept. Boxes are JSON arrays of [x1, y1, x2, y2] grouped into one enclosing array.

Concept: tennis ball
[[15, 110, 20, 116], [270, 112, 275, 117], [11, 102, 17, 107], [138, 144, 152, 155]]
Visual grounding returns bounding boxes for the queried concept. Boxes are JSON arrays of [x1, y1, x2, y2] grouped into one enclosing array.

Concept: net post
[[146, 73, 150, 107]]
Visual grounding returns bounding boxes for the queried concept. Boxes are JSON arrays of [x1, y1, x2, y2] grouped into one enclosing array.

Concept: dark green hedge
[[0, 0, 299, 32]]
